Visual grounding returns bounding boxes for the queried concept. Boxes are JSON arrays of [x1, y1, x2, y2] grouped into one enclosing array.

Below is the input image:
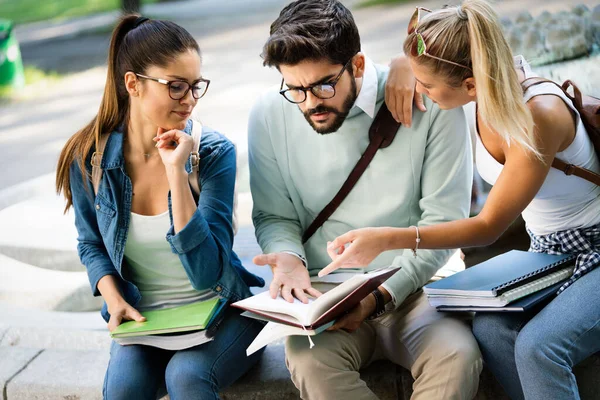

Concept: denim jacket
[[70, 119, 264, 321]]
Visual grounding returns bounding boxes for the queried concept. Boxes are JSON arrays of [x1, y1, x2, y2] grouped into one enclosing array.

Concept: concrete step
[[0, 341, 398, 400], [0, 254, 102, 312], [0, 303, 106, 332], [0, 179, 256, 271], [2, 322, 599, 400], [0, 193, 82, 271]]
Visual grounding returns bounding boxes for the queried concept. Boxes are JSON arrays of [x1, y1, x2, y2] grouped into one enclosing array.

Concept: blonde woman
[[320, 1, 600, 399]]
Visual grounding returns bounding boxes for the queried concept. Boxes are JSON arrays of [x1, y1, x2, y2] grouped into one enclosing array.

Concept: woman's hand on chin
[[153, 127, 194, 172]]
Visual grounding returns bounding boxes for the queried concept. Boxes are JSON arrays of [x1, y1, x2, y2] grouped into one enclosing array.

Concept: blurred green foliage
[[0, 66, 60, 100], [0, 0, 158, 25]]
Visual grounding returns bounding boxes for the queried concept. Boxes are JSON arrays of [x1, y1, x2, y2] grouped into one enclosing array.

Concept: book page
[[305, 268, 395, 323], [246, 320, 334, 356], [234, 291, 314, 325], [113, 330, 213, 350]]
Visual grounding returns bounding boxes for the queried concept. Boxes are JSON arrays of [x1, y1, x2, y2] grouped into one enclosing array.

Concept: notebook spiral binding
[[492, 254, 576, 295]]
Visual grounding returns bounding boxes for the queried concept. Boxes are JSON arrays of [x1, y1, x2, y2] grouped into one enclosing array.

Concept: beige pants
[[285, 291, 483, 400]]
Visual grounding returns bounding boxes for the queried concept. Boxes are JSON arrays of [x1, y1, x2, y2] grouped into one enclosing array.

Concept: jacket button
[[96, 204, 100, 210], [215, 286, 222, 292]]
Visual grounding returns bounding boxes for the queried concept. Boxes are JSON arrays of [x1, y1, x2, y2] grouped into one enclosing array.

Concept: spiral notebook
[[423, 250, 575, 298], [427, 266, 573, 307]]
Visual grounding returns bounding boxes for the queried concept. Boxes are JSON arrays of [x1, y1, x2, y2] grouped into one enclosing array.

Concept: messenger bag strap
[[521, 77, 600, 186], [552, 158, 600, 186], [302, 104, 401, 244]]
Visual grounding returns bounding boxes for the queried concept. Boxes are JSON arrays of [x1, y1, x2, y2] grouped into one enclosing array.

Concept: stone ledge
[[0, 327, 109, 351], [6, 349, 108, 400], [0, 347, 42, 400], [0, 254, 102, 312], [2, 341, 598, 400]]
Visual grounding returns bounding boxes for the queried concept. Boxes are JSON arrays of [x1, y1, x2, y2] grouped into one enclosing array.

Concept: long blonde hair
[[403, 0, 541, 158]]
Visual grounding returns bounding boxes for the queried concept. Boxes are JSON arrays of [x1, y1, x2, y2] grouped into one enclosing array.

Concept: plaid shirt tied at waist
[[528, 224, 600, 294]]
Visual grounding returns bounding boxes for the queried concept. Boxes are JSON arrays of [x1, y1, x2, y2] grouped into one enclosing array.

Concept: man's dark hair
[[262, 0, 361, 68]]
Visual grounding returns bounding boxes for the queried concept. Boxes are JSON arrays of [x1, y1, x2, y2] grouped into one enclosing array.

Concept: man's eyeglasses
[[408, 7, 472, 71], [134, 73, 210, 100], [279, 59, 353, 104]]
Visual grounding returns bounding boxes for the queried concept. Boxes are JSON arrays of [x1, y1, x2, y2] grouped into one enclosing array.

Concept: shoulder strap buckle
[[90, 151, 103, 168], [563, 163, 576, 176], [190, 151, 200, 168]]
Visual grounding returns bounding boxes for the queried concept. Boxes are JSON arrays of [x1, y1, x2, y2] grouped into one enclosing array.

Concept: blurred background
[[0, 0, 598, 313]]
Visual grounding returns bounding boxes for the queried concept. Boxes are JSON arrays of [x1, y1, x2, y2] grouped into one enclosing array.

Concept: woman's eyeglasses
[[134, 73, 210, 100], [408, 7, 472, 71]]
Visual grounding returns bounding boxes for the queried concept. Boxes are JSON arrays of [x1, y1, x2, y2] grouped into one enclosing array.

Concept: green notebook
[[111, 298, 221, 338]]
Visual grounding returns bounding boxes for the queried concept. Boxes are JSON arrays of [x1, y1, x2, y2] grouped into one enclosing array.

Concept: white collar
[[353, 57, 378, 119]]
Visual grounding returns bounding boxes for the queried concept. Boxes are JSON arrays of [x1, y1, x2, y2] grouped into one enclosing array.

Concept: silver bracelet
[[409, 225, 420, 258]]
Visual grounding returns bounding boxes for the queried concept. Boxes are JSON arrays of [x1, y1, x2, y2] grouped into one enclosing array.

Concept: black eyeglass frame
[[279, 58, 354, 104], [134, 73, 211, 100]]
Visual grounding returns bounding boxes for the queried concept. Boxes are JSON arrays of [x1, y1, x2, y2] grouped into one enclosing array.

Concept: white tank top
[[123, 210, 217, 311], [472, 55, 600, 236]]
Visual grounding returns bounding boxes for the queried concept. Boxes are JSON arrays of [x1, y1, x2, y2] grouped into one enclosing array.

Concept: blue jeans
[[103, 309, 264, 400], [472, 265, 600, 400]]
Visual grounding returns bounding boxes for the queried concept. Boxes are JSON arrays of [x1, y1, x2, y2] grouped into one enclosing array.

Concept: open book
[[233, 267, 399, 355], [233, 267, 399, 329]]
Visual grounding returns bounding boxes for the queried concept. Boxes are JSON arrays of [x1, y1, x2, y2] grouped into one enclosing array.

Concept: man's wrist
[[281, 251, 307, 267], [362, 292, 377, 316], [367, 288, 387, 320], [378, 285, 392, 304]]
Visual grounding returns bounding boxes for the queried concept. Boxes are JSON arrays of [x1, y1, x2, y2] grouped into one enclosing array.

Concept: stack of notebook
[[424, 250, 575, 312], [110, 297, 227, 350]]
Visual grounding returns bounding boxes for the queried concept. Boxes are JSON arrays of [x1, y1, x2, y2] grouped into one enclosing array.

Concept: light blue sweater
[[248, 63, 473, 308]]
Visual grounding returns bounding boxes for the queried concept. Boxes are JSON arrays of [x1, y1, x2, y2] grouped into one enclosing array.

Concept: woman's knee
[[165, 358, 217, 398], [472, 313, 513, 348], [514, 325, 564, 368], [103, 344, 163, 400], [104, 364, 160, 400]]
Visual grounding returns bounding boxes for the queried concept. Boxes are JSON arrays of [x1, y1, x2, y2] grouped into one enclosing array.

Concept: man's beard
[[302, 76, 357, 135]]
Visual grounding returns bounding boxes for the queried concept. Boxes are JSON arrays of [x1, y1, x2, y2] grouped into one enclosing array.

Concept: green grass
[[0, 66, 61, 101], [0, 0, 159, 25], [356, 0, 413, 8]]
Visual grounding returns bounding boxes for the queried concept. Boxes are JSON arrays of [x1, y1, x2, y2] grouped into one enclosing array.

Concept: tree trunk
[[122, 0, 141, 13]]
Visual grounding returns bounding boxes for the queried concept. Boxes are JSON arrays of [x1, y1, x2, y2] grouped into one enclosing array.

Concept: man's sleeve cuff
[[380, 282, 398, 310]]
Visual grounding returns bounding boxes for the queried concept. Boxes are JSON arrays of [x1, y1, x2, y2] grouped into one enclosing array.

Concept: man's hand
[[253, 252, 322, 303], [327, 293, 376, 333], [106, 300, 146, 332], [386, 54, 427, 127]]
